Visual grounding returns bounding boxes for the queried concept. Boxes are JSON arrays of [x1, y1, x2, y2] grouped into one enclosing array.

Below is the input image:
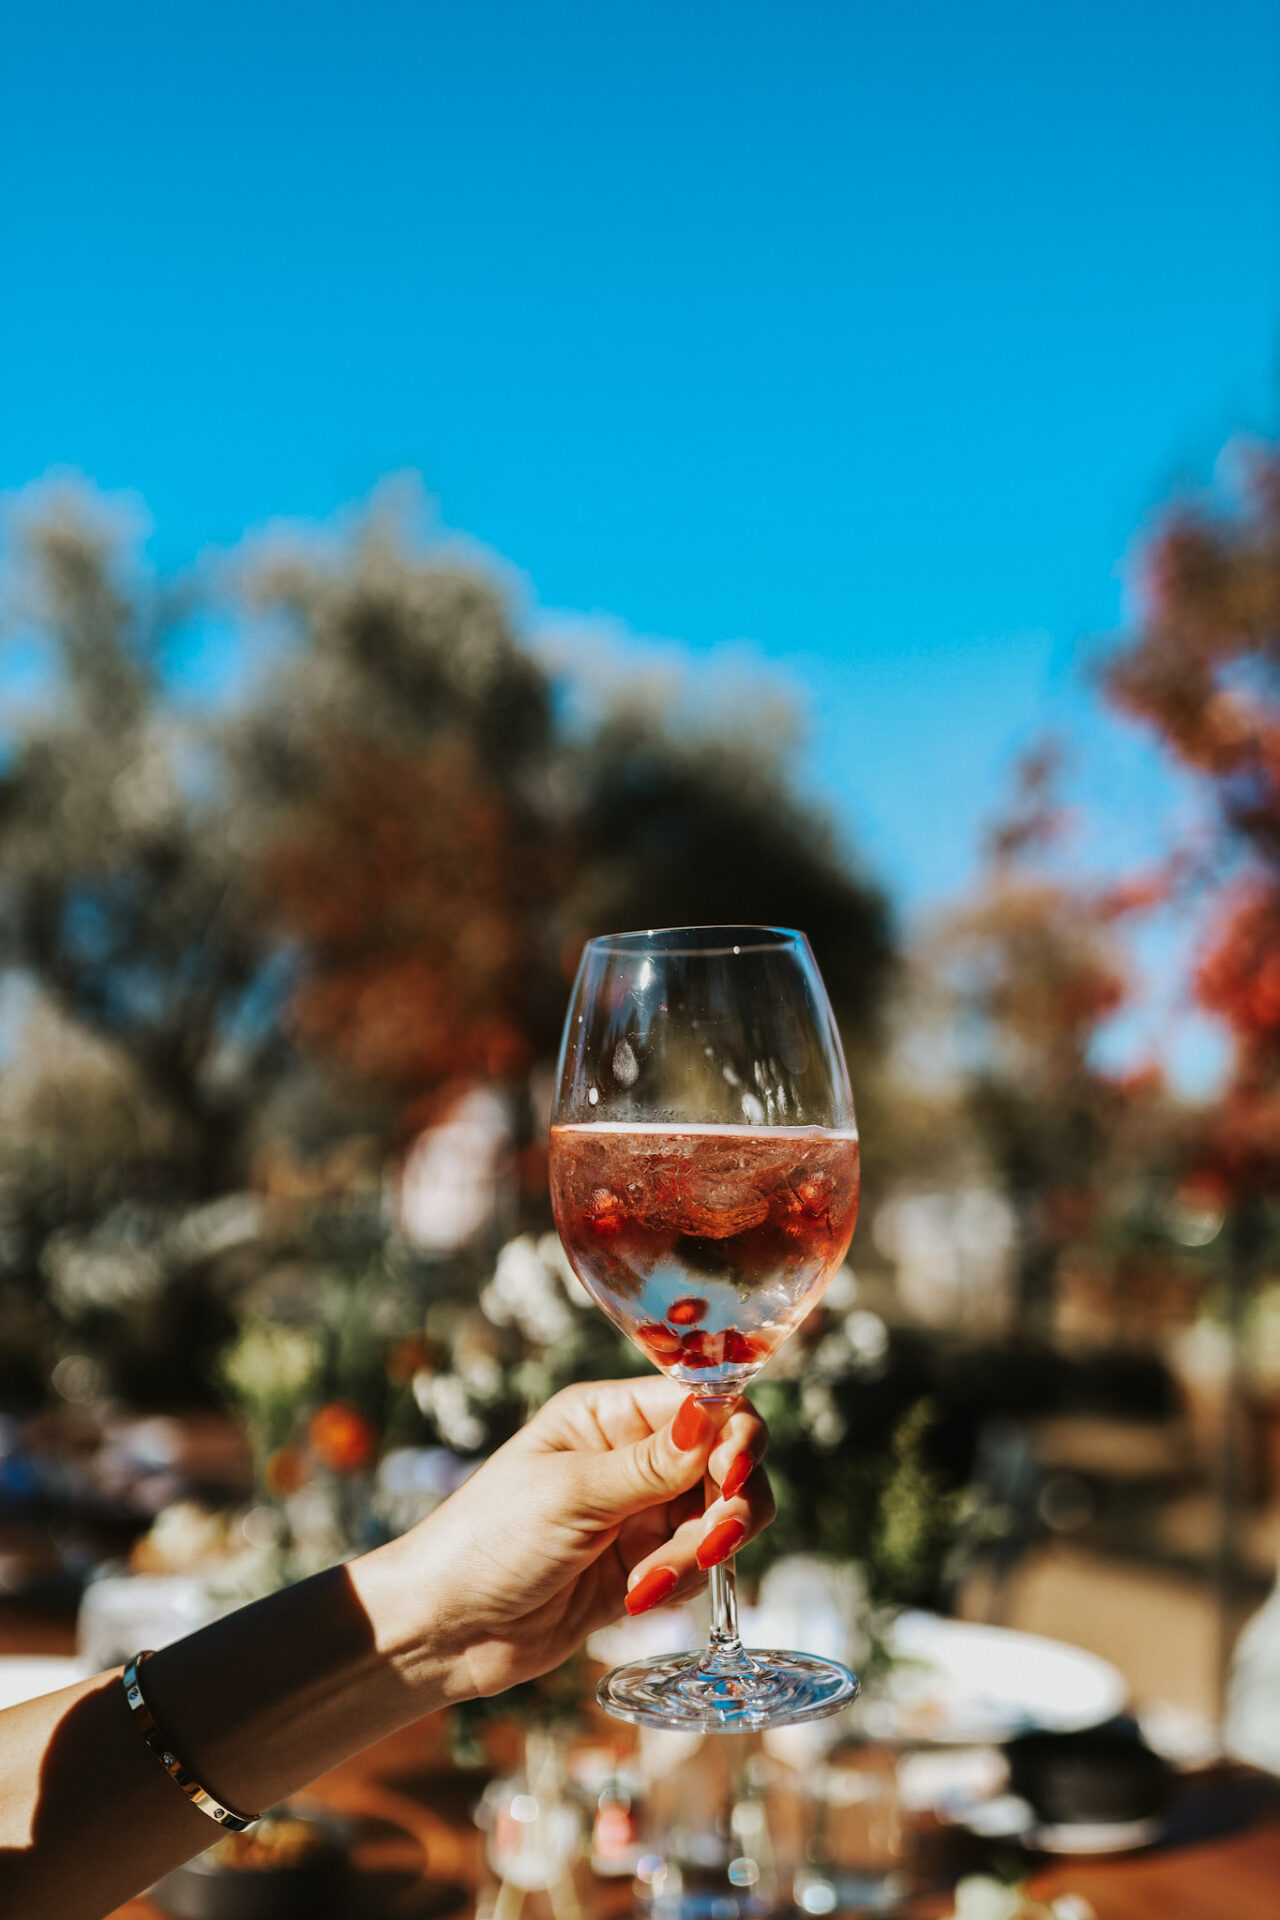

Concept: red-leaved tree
[[1106, 443, 1280, 1196]]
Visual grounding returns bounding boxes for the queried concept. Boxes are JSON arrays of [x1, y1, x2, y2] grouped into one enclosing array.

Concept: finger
[[695, 1459, 776, 1570], [667, 1485, 705, 1533], [533, 1376, 687, 1454], [707, 1401, 769, 1501], [622, 1464, 776, 1614], [572, 1391, 719, 1521]]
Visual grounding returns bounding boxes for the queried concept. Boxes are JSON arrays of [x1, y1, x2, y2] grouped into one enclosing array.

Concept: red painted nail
[[671, 1394, 711, 1452], [626, 1566, 679, 1615], [697, 1518, 747, 1570], [721, 1452, 753, 1500]]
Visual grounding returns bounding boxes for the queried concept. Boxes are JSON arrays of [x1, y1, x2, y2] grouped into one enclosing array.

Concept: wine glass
[[548, 925, 862, 1731]]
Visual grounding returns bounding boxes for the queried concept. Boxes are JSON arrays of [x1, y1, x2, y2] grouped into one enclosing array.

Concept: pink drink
[[549, 1122, 861, 1390]]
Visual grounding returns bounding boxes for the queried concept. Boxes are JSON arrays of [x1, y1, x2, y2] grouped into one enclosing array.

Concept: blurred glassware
[[633, 1731, 781, 1920], [475, 1728, 587, 1920], [588, 1768, 642, 1879], [790, 1741, 908, 1917]]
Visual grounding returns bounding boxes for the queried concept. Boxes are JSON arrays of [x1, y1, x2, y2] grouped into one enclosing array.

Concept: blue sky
[[2, 1, 1278, 1076]]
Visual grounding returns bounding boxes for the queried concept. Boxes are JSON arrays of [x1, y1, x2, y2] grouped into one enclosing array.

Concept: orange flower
[[263, 1445, 309, 1496], [308, 1401, 378, 1474]]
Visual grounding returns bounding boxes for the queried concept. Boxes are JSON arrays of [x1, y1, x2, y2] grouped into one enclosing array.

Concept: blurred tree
[[1106, 441, 1280, 1197], [564, 710, 893, 1047], [0, 488, 285, 1201], [235, 520, 568, 1104], [0, 480, 895, 1401], [1105, 442, 1280, 1684], [239, 500, 893, 1129], [928, 744, 1156, 1339]]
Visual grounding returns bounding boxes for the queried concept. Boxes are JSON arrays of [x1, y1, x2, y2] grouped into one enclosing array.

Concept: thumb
[[579, 1394, 717, 1520]]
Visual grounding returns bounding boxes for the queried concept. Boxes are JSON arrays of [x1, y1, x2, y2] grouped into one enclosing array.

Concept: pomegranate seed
[[667, 1296, 708, 1326], [680, 1329, 725, 1365], [636, 1322, 683, 1360]]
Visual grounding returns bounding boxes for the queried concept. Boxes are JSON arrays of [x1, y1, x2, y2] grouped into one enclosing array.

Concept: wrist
[[349, 1532, 476, 1713]]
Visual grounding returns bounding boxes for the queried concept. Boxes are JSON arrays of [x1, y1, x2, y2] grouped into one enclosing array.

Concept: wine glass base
[[596, 1647, 859, 1732]]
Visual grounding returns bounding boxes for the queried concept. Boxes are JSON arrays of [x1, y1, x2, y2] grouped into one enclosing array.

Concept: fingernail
[[626, 1566, 679, 1615], [671, 1394, 711, 1452], [697, 1518, 747, 1570], [721, 1452, 753, 1500]]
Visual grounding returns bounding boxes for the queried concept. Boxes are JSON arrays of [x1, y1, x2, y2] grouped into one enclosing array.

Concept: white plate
[[859, 1612, 1127, 1745], [0, 1655, 88, 1710], [1031, 1816, 1164, 1855]]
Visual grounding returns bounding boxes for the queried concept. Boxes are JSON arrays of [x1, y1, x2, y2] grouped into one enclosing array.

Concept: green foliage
[[868, 1398, 965, 1606], [737, 1380, 963, 1609], [218, 1321, 325, 1456]]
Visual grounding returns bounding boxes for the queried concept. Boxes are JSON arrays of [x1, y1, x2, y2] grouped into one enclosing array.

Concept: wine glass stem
[[708, 1558, 741, 1652], [699, 1393, 744, 1658]]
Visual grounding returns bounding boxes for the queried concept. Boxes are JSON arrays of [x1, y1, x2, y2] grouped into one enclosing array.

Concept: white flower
[[42, 1232, 163, 1313], [412, 1370, 487, 1452], [844, 1309, 890, 1374], [537, 1233, 593, 1309], [481, 1235, 577, 1348], [824, 1265, 858, 1312], [458, 1349, 503, 1400], [811, 1331, 853, 1381], [169, 1196, 264, 1264], [800, 1381, 846, 1450]]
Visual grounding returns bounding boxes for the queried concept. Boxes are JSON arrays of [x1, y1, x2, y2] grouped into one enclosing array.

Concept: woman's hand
[[397, 1377, 773, 1699], [0, 1377, 771, 1920]]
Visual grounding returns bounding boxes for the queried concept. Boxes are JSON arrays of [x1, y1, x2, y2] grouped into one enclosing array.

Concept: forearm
[[141, 1536, 460, 1814], [0, 1536, 462, 1920]]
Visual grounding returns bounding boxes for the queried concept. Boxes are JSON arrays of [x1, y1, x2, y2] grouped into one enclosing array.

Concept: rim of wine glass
[[582, 924, 808, 958]]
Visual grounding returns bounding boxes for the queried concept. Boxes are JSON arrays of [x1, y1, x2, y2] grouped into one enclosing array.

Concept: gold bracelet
[[122, 1652, 258, 1832]]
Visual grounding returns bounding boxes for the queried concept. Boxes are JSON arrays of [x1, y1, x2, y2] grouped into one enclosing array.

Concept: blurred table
[[105, 1720, 486, 1920], [94, 1719, 1280, 1920], [5, 1605, 1269, 1920], [1028, 1768, 1280, 1920]]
